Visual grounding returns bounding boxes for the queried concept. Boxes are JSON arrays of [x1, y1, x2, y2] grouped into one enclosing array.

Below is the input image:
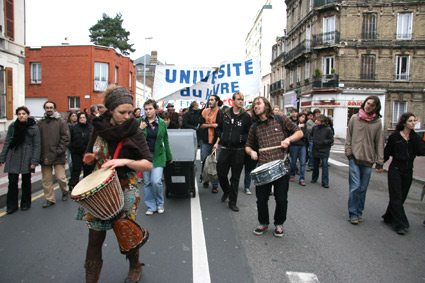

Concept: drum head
[[251, 160, 281, 173], [71, 167, 115, 197]]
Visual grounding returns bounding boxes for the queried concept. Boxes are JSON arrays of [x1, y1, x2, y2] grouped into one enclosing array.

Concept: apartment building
[[275, 0, 425, 138], [0, 0, 25, 137], [25, 45, 136, 118], [245, 0, 286, 103]]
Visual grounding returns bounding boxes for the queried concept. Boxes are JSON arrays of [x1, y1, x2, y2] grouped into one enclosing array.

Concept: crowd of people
[[0, 89, 424, 282]]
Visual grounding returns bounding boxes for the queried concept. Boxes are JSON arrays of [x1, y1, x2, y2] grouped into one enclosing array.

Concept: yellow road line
[[0, 185, 60, 218]]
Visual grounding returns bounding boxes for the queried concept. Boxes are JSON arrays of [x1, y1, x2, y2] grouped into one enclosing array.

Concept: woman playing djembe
[[78, 85, 152, 283]]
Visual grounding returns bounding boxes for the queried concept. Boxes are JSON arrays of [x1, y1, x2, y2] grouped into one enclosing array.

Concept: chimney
[[151, 50, 158, 65]]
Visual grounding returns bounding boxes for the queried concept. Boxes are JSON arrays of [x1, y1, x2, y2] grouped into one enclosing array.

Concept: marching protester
[[80, 85, 153, 283], [140, 99, 173, 215], [382, 113, 425, 234], [68, 112, 94, 191], [38, 101, 70, 208], [289, 112, 308, 186], [309, 114, 334, 188], [245, 97, 303, 237], [199, 95, 223, 193], [0, 106, 41, 214], [345, 96, 384, 225], [306, 109, 320, 171], [216, 92, 252, 212], [66, 111, 78, 173], [87, 105, 99, 125], [182, 101, 202, 143], [97, 104, 106, 115], [162, 112, 179, 129], [133, 107, 142, 120]]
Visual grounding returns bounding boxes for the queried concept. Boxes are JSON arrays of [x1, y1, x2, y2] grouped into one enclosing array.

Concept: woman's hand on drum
[[102, 158, 134, 170], [83, 151, 98, 165]]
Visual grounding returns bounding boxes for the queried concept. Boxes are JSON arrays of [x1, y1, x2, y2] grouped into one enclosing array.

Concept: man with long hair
[[345, 95, 384, 225], [245, 96, 303, 237]]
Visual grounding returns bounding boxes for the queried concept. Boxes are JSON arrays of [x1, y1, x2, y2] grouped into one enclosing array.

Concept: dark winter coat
[[218, 107, 252, 148], [69, 123, 93, 154], [182, 108, 201, 130], [37, 112, 70, 165], [384, 131, 425, 171], [310, 124, 333, 158], [0, 118, 41, 174]]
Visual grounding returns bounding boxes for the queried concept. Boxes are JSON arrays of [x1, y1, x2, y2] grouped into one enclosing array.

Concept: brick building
[[272, 0, 425, 138], [25, 45, 136, 118]]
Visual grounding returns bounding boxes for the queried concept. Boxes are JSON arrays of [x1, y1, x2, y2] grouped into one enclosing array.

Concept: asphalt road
[[0, 144, 424, 283]]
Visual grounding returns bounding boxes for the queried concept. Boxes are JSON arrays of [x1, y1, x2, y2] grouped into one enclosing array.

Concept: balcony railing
[[360, 73, 376, 80], [314, 0, 341, 8], [312, 31, 340, 46], [270, 80, 283, 92], [284, 40, 312, 64], [312, 74, 339, 88]]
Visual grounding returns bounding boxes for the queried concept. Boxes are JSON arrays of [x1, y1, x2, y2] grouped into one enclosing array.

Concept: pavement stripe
[[328, 158, 348, 167], [286, 271, 320, 283], [191, 180, 211, 283]]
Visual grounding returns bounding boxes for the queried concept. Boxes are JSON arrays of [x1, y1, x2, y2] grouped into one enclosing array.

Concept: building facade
[[245, 0, 286, 103], [25, 45, 136, 118], [0, 0, 25, 137], [278, 0, 425, 138]]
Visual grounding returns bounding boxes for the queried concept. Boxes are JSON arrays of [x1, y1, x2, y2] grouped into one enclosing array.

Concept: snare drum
[[250, 158, 289, 186], [71, 167, 124, 220]]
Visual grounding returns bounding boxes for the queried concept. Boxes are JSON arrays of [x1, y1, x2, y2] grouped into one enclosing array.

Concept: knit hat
[[104, 87, 133, 110]]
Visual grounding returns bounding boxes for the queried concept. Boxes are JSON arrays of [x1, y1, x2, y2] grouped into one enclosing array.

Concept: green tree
[[89, 13, 135, 56]]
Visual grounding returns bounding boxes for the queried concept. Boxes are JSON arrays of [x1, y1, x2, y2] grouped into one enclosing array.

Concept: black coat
[[182, 109, 201, 130], [310, 124, 333, 158], [69, 123, 93, 154], [384, 131, 425, 170], [218, 107, 252, 148]]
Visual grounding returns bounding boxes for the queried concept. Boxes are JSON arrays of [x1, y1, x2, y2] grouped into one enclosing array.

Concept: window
[[397, 13, 412, 40], [30, 63, 42, 83], [392, 101, 407, 126], [115, 66, 118, 84], [297, 66, 301, 83], [5, 0, 14, 40], [0, 66, 6, 118], [306, 26, 311, 50], [305, 61, 310, 80], [94, 62, 109, 91], [68, 97, 80, 110], [129, 71, 132, 90], [290, 69, 294, 85], [361, 55, 376, 80], [395, 55, 410, 80], [322, 56, 334, 75], [323, 16, 335, 44], [362, 14, 377, 39]]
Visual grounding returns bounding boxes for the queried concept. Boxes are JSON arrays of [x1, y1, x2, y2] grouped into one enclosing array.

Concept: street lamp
[[144, 37, 153, 98]]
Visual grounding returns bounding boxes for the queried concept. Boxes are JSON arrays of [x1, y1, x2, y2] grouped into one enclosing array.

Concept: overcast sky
[[25, 0, 265, 67]]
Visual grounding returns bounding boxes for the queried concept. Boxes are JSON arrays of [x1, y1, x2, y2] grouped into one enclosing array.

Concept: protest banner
[[153, 57, 260, 105]]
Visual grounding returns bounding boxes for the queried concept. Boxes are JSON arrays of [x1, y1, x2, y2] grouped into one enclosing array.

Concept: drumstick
[[259, 145, 283, 152]]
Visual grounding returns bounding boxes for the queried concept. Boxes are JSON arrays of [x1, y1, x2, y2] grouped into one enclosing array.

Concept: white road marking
[[191, 169, 211, 283], [328, 158, 348, 167], [287, 271, 320, 283]]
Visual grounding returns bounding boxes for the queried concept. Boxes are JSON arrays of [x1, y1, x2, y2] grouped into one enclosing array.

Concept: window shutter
[[5, 0, 14, 40], [5, 68, 13, 120]]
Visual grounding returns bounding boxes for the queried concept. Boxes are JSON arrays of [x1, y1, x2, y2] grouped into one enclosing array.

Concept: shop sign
[[347, 101, 362, 107]]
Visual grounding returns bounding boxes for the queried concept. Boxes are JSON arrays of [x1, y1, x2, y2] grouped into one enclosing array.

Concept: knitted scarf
[[358, 109, 376, 122], [9, 118, 35, 148]]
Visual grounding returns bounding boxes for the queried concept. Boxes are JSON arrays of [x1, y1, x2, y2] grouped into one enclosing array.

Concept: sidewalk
[[334, 138, 425, 183]]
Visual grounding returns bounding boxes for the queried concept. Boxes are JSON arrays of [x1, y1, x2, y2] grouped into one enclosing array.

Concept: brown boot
[[125, 250, 144, 283], [84, 259, 103, 283]]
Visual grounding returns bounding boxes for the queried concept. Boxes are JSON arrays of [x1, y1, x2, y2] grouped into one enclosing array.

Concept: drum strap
[[113, 138, 127, 159]]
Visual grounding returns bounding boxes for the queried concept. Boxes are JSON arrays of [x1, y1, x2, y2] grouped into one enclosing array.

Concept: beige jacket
[[345, 114, 384, 169]]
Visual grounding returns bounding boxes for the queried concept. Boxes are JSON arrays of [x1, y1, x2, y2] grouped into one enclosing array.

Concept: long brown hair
[[251, 96, 273, 122]]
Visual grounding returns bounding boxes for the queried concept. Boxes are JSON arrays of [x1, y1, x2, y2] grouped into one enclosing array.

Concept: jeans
[[255, 173, 290, 226], [200, 140, 220, 188], [289, 145, 306, 181], [217, 148, 245, 204], [143, 164, 165, 212], [308, 141, 314, 169], [348, 159, 372, 219], [7, 173, 31, 210], [312, 157, 329, 186]]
